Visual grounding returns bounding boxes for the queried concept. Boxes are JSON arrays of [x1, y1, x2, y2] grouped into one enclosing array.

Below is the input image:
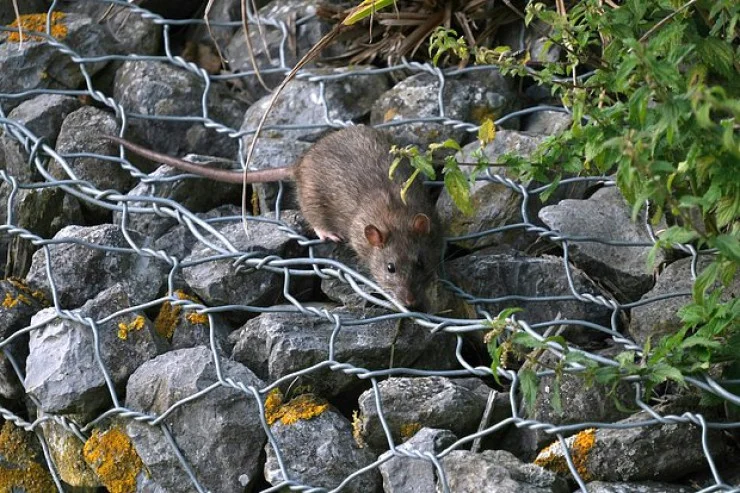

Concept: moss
[[399, 422, 422, 441], [154, 290, 207, 341], [0, 422, 55, 493], [6, 12, 67, 43], [82, 427, 144, 493], [534, 428, 596, 481], [265, 390, 329, 426], [117, 316, 146, 341]]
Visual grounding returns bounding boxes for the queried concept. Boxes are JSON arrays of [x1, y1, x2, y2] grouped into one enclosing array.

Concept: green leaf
[[713, 234, 740, 263], [410, 155, 435, 179], [519, 368, 538, 414], [651, 363, 686, 385], [388, 156, 402, 180], [399, 169, 420, 205], [697, 37, 735, 79], [343, 0, 396, 25], [444, 168, 474, 216]]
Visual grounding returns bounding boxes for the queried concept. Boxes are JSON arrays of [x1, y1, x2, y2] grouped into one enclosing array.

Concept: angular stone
[[378, 427, 457, 493], [229, 308, 457, 397], [41, 414, 99, 487], [585, 481, 694, 493], [0, 13, 112, 111], [241, 67, 390, 142], [539, 187, 665, 301], [523, 110, 572, 135], [0, 421, 56, 492], [356, 376, 488, 451], [125, 346, 266, 493], [264, 395, 381, 492], [26, 224, 168, 309], [446, 250, 614, 343], [25, 284, 163, 414], [370, 71, 517, 148], [440, 449, 568, 492]]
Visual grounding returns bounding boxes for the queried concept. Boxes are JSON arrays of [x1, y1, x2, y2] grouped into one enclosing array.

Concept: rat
[[106, 126, 443, 309]]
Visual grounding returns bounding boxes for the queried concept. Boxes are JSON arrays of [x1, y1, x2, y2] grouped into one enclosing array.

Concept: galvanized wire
[[0, 2, 737, 492]]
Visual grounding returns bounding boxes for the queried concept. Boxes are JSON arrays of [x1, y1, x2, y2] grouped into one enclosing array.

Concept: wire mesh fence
[[0, 1, 738, 492]]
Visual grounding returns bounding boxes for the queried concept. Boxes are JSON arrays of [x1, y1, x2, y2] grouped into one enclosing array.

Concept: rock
[[111, 153, 242, 239], [240, 67, 390, 142], [264, 392, 381, 492], [539, 187, 665, 301], [0, 1, 50, 25], [41, 414, 99, 487], [356, 376, 488, 451], [585, 481, 694, 493], [522, 110, 572, 135], [247, 137, 311, 213], [315, 242, 371, 306], [182, 210, 308, 313], [370, 71, 517, 149], [82, 425, 149, 493], [0, 13, 113, 111], [440, 449, 568, 492], [438, 130, 547, 251], [5, 187, 85, 278], [154, 290, 233, 353], [534, 399, 725, 482], [24, 284, 164, 414], [125, 346, 266, 493], [229, 308, 457, 397], [1, 94, 82, 183], [629, 256, 739, 346], [26, 224, 168, 309], [446, 249, 614, 343], [112, 61, 247, 160], [224, 0, 345, 101], [378, 427, 457, 493], [0, 421, 56, 492]]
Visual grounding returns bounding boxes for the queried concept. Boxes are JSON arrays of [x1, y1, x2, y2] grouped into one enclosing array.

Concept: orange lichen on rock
[[399, 422, 422, 441], [82, 427, 144, 493], [0, 421, 55, 493], [2, 291, 31, 309], [6, 12, 68, 43], [265, 389, 329, 426], [352, 410, 366, 448], [154, 290, 207, 341], [6, 278, 49, 306], [534, 428, 596, 481], [117, 316, 146, 341]]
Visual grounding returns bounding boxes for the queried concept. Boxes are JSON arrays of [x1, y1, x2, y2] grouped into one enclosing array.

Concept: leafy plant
[[437, 0, 739, 404]]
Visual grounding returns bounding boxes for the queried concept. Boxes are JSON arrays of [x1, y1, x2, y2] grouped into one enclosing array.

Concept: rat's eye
[[387, 262, 396, 273]]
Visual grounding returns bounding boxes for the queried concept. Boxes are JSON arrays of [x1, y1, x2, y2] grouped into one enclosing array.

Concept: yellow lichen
[[534, 428, 596, 481], [383, 108, 398, 122], [352, 410, 366, 448], [6, 12, 68, 43], [117, 316, 146, 341], [6, 278, 49, 307], [82, 427, 144, 493], [154, 290, 207, 341], [0, 421, 55, 493], [399, 422, 422, 441], [2, 291, 31, 309], [265, 391, 329, 426]]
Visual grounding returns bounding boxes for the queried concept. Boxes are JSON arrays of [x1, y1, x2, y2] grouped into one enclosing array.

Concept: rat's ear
[[411, 213, 431, 235], [364, 225, 386, 248]]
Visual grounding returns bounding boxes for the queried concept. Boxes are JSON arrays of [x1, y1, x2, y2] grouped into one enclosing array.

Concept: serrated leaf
[[697, 37, 735, 78], [511, 332, 544, 349], [519, 368, 538, 414], [410, 155, 436, 179], [651, 363, 685, 385], [713, 234, 740, 263], [444, 168, 474, 216]]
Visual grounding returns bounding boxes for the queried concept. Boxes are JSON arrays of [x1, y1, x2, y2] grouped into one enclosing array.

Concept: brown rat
[[107, 126, 443, 309]]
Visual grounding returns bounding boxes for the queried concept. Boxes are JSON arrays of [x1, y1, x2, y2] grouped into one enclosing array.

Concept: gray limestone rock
[[629, 256, 738, 346], [357, 376, 488, 451], [182, 210, 308, 310], [264, 398, 381, 492], [440, 449, 569, 493], [240, 67, 390, 142], [25, 224, 168, 309], [446, 250, 615, 343], [0, 1, 50, 25], [539, 186, 666, 301], [1, 94, 81, 183], [370, 71, 517, 149], [111, 154, 242, 239], [112, 61, 247, 160], [40, 414, 99, 488], [438, 130, 547, 251], [229, 308, 457, 397], [0, 13, 113, 111], [379, 427, 457, 493], [24, 284, 164, 414], [585, 481, 694, 493], [523, 110, 572, 135], [125, 346, 266, 493]]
